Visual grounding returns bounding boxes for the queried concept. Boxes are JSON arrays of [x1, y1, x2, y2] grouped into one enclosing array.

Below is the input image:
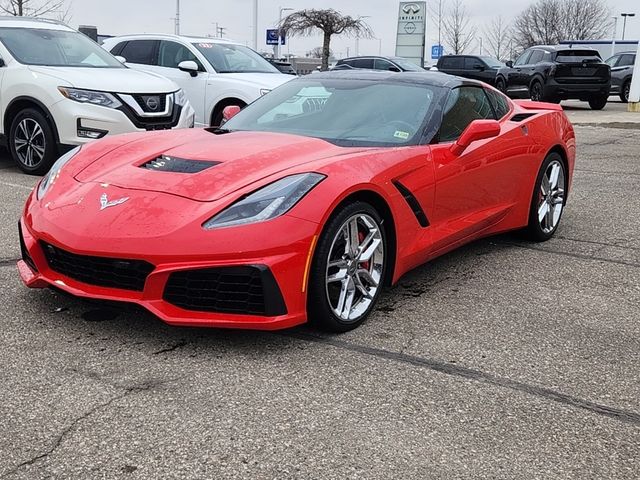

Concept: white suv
[[0, 17, 195, 174], [102, 34, 293, 127]]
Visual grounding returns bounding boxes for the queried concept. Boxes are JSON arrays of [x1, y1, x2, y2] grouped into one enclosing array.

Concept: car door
[[155, 40, 209, 126], [523, 49, 545, 88], [428, 86, 520, 252], [464, 56, 490, 82], [508, 49, 532, 89], [373, 58, 400, 72]]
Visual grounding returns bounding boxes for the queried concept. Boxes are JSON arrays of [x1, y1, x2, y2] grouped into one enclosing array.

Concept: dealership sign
[[266, 29, 285, 46], [395, 1, 426, 66]]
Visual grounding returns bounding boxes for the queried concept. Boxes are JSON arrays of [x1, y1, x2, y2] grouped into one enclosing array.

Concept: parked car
[[495, 46, 611, 109], [605, 51, 635, 103], [0, 17, 195, 174], [103, 34, 293, 127], [333, 56, 424, 72], [266, 58, 297, 75], [433, 55, 505, 86]]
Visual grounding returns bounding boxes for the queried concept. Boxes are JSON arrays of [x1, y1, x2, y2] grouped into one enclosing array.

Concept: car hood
[[74, 129, 363, 202], [28, 66, 179, 94], [216, 72, 293, 90]]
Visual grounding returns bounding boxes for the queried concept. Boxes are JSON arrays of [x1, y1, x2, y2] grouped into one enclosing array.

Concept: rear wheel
[[9, 108, 57, 175], [620, 80, 631, 103], [307, 202, 387, 332], [525, 153, 566, 242], [588, 95, 608, 110]]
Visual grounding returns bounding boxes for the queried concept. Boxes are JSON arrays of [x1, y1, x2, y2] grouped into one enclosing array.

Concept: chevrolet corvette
[[18, 71, 575, 332]]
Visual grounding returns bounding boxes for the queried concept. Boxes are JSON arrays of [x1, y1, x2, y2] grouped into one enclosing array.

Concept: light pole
[[276, 7, 293, 59], [253, 0, 258, 50], [175, 0, 180, 35], [611, 16, 618, 57], [354, 16, 370, 56], [621, 13, 635, 41]]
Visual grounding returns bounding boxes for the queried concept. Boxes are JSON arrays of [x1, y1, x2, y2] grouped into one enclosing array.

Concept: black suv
[[434, 55, 505, 86], [495, 46, 611, 109], [333, 56, 424, 72], [605, 51, 635, 102]]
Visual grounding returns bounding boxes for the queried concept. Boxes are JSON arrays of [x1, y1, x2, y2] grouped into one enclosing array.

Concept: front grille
[[41, 242, 154, 291], [163, 266, 287, 316], [18, 222, 37, 272], [132, 94, 168, 113]]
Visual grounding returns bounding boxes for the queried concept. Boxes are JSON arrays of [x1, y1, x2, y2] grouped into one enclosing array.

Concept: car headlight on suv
[[174, 89, 188, 106], [36, 146, 81, 200], [58, 87, 122, 109]]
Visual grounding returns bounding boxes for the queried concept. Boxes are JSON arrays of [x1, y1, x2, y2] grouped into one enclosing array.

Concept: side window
[[605, 55, 620, 67], [374, 58, 394, 70], [464, 57, 485, 69], [158, 41, 202, 69], [485, 88, 511, 119], [110, 42, 126, 56], [514, 50, 532, 66], [352, 58, 374, 69], [528, 49, 544, 64], [619, 54, 635, 67], [441, 56, 463, 69], [120, 40, 157, 65], [439, 86, 496, 142]]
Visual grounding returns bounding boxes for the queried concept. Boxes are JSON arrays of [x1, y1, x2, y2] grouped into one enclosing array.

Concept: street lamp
[[276, 7, 293, 59], [253, 0, 258, 50], [621, 13, 635, 40], [611, 16, 618, 57], [354, 16, 370, 56]]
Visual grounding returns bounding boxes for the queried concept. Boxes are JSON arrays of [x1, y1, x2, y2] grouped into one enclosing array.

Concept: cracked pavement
[[0, 123, 639, 479]]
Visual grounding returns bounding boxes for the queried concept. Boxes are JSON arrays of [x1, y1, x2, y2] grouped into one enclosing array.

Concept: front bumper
[[18, 204, 318, 330], [50, 98, 196, 146]]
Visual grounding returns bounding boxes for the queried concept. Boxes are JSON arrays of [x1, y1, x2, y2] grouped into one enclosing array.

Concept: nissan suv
[[102, 34, 293, 127], [0, 17, 195, 174], [495, 46, 611, 109]]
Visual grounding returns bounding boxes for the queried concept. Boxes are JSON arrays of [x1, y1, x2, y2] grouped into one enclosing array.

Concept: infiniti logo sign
[[402, 3, 421, 14]]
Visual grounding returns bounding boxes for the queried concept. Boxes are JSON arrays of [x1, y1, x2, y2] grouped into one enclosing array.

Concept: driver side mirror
[[114, 55, 126, 64], [178, 60, 199, 77], [505, 60, 513, 68], [473, 64, 486, 71], [388, 66, 401, 72], [222, 105, 242, 123], [450, 120, 501, 156]]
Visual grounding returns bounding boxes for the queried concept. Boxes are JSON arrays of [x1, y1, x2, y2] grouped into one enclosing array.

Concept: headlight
[[260, 88, 271, 96], [58, 87, 122, 109], [174, 89, 188, 106], [203, 173, 325, 230], [36, 146, 81, 200]]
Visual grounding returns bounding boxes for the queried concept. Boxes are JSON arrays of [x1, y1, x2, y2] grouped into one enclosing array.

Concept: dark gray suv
[[605, 52, 635, 102]]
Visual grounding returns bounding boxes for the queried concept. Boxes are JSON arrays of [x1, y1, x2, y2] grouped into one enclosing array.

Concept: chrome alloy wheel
[[14, 118, 46, 168], [325, 213, 384, 322], [537, 160, 565, 234]]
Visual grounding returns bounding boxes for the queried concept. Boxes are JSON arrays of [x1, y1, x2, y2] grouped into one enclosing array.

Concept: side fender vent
[[141, 155, 220, 173], [393, 180, 429, 227], [510, 113, 537, 122]]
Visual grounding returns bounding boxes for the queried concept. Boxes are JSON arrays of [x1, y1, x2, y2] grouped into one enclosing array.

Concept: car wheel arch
[[4, 96, 60, 145], [210, 97, 248, 126]]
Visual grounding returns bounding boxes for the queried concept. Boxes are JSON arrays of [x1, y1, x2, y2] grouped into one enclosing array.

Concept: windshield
[[480, 56, 504, 68], [0, 27, 124, 68], [193, 42, 279, 73], [555, 50, 602, 63], [390, 57, 424, 72], [222, 78, 442, 147]]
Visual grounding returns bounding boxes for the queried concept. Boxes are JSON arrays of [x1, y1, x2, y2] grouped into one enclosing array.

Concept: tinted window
[[528, 50, 544, 64], [464, 57, 485, 69], [514, 50, 532, 66], [374, 58, 395, 70], [120, 40, 157, 65], [158, 41, 202, 69], [110, 41, 126, 56], [555, 50, 601, 63], [619, 54, 635, 67], [440, 56, 464, 69], [439, 86, 496, 142], [485, 88, 510, 119], [351, 58, 374, 69]]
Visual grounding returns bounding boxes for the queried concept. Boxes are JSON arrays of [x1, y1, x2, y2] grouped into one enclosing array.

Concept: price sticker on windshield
[[394, 131, 410, 140], [197, 43, 214, 48]]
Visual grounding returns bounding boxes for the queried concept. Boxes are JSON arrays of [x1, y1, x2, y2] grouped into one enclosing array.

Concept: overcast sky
[[68, 0, 640, 58]]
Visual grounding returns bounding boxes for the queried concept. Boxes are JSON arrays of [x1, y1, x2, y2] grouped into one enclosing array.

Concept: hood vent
[[141, 155, 220, 173]]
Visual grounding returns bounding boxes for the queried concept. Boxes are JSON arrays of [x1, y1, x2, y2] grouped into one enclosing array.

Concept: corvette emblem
[[100, 193, 129, 210]]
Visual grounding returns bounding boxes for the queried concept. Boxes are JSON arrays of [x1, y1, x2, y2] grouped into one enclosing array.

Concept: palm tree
[[280, 9, 372, 70]]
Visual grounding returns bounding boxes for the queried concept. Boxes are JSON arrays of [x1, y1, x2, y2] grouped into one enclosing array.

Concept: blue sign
[[431, 44, 444, 59], [266, 29, 285, 46]]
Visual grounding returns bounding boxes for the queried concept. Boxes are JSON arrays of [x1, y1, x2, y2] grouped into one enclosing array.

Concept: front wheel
[[529, 81, 544, 101], [588, 95, 608, 110], [525, 153, 566, 242], [307, 202, 387, 332], [9, 108, 58, 175], [495, 77, 507, 93]]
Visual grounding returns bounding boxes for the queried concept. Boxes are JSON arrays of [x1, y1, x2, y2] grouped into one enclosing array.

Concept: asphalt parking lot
[[0, 103, 639, 479]]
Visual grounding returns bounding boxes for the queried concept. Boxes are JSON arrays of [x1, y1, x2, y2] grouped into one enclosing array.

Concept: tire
[[525, 153, 567, 242], [620, 80, 630, 103], [588, 95, 608, 110], [9, 108, 58, 175], [495, 77, 507, 93], [307, 201, 387, 332], [529, 80, 544, 102]]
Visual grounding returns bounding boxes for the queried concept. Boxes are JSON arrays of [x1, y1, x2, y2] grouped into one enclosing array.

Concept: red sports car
[[18, 71, 575, 332]]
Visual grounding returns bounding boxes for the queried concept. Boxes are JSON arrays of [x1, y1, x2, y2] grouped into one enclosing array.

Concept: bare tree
[[484, 16, 511, 61], [0, 0, 67, 18], [442, 0, 476, 54], [513, 0, 609, 50], [427, 0, 446, 49], [280, 9, 372, 70]]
